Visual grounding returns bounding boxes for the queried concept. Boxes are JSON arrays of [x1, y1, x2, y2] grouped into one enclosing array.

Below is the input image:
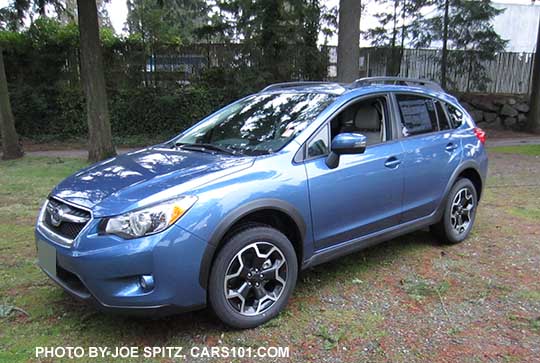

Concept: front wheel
[[209, 225, 298, 329], [431, 178, 478, 244]]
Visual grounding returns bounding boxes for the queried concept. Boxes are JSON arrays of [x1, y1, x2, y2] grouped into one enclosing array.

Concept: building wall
[[493, 3, 540, 53]]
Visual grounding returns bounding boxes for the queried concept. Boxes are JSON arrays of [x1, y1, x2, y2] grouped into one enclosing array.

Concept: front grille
[[43, 198, 91, 240]]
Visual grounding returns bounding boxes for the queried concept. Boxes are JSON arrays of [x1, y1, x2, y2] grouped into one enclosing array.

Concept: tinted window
[[307, 125, 330, 158], [435, 101, 451, 130], [446, 104, 466, 129], [396, 95, 438, 137], [176, 92, 336, 155]]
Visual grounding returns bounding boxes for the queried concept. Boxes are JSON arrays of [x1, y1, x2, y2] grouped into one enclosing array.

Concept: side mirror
[[325, 133, 367, 169]]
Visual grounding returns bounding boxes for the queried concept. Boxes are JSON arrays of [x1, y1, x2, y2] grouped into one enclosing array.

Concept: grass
[[509, 206, 540, 220], [401, 276, 450, 301], [1, 152, 540, 362], [488, 144, 540, 156], [516, 290, 540, 302]]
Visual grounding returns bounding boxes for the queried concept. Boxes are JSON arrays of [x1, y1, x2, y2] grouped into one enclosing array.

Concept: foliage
[[210, 0, 333, 82], [366, 0, 430, 75], [8, 82, 231, 139], [108, 86, 225, 136], [0, 8, 332, 141], [412, 0, 507, 91], [126, 0, 210, 46]]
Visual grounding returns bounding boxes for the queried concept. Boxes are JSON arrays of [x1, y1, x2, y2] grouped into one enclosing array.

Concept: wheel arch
[[198, 199, 306, 289], [457, 167, 483, 201]]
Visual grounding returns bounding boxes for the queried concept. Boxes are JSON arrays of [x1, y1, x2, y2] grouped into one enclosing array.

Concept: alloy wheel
[[450, 187, 475, 234], [223, 242, 288, 316]]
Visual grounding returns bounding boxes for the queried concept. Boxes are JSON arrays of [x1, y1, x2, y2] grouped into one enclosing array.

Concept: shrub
[[10, 84, 230, 140]]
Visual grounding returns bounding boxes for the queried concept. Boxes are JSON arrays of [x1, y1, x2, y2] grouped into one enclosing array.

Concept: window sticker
[[399, 99, 433, 135]]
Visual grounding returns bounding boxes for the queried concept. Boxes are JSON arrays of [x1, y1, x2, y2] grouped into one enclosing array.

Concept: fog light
[[139, 275, 154, 291]]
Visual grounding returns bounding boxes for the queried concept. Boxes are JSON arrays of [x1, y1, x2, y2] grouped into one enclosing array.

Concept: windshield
[[174, 92, 336, 155]]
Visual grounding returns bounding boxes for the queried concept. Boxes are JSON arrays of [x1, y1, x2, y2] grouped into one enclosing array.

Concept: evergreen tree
[[413, 0, 507, 90], [366, 0, 429, 76], [126, 0, 209, 45], [212, 0, 332, 82]]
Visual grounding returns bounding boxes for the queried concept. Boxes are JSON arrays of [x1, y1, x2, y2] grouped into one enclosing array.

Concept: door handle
[[384, 157, 401, 168], [445, 143, 458, 152]]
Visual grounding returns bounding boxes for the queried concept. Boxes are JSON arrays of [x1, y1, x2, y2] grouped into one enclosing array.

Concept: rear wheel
[[431, 178, 478, 244], [209, 225, 298, 329]]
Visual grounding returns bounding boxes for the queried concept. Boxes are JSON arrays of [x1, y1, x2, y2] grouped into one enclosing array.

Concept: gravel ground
[[0, 147, 539, 363]]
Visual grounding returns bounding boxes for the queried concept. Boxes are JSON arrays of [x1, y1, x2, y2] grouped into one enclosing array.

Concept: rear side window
[[435, 101, 451, 130], [396, 94, 438, 137], [445, 104, 466, 129]]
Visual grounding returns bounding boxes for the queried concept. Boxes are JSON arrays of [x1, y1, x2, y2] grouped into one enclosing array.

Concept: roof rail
[[353, 77, 443, 91], [261, 81, 338, 92]]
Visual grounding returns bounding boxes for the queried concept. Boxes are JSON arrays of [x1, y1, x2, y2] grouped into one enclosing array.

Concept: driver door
[[304, 95, 404, 250]]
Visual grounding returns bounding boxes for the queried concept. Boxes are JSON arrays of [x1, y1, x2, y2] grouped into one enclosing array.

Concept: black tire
[[209, 225, 298, 329], [431, 178, 478, 244]]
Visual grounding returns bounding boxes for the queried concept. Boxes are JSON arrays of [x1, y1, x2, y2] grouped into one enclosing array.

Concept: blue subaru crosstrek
[[36, 77, 488, 328]]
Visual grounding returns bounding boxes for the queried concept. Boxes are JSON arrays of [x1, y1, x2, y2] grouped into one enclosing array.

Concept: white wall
[[493, 3, 540, 53]]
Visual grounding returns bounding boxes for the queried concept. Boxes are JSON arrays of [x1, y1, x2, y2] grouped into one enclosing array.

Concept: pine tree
[[413, 0, 507, 90], [212, 0, 331, 82], [366, 0, 430, 76]]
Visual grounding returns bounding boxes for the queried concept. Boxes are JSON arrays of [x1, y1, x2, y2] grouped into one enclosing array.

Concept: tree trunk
[[77, 0, 116, 162], [337, 0, 362, 82], [389, 0, 399, 76], [440, 0, 450, 89], [528, 14, 540, 134], [0, 48, 24, 160]]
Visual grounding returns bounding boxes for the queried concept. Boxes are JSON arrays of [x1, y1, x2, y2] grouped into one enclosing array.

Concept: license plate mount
[[37, 239, 57, 277]]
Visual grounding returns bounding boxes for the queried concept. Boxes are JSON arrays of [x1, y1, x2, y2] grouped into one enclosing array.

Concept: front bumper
[[35, 220, 209, 315]]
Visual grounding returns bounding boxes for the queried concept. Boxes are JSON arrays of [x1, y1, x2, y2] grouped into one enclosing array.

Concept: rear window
[[396, 94, 438, 137]]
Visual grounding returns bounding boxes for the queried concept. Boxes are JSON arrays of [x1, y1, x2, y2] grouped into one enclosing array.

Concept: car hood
[[52, 146, 254, 217]]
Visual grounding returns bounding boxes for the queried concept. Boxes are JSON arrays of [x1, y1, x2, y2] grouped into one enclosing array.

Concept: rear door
[[393, 93, 462, 223]]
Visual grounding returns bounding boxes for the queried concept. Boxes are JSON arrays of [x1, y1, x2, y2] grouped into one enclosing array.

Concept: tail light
[[474, 127, 486, 144]]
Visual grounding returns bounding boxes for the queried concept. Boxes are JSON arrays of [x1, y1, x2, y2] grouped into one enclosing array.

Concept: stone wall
[[456, 93, 530, 131]]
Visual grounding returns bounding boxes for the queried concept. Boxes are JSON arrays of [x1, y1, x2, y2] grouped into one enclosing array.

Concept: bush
[[109, 86, 225, 137], [10, 84, 230, 140]]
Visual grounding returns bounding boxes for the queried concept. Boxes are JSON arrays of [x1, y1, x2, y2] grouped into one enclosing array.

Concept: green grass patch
[[401, 276, 450, 301], [516, 290, 540, 302], [509, 206, 540, 221], [489, 144, 540, 156]]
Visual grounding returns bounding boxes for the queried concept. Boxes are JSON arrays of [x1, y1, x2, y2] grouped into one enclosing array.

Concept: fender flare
[[198, 198, 306, 288], [434, 160, 484, 220]]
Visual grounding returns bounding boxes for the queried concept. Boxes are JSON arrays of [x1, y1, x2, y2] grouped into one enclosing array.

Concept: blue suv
[[36, 78, 488, 328]]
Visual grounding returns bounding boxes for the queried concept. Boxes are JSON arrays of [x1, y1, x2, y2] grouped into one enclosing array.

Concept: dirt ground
[[0, 146, 539, 363]]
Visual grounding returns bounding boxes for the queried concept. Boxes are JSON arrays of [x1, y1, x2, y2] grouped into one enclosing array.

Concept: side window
[[396, 94, 438, 137], [330, 96, 388, 146], [435, 101, 451, 130], [445, 103, 466, 129], [307, 124, 330, 159]]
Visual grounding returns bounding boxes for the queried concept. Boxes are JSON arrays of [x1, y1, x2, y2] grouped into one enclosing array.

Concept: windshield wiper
[[175, 142, 239, 156]]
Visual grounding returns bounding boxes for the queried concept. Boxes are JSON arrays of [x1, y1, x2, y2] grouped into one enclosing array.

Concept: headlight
[[103, 196, 197, 239]]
